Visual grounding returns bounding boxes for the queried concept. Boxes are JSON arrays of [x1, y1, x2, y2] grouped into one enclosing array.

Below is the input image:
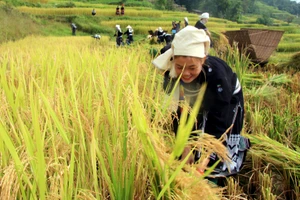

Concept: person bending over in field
[[114, 25, 124, 46], [184, 17, 189, 27], [124, 25, 134, 45], [152, 26, 250, 185], [71, 23, 77, 36], [195, 12, 211, 37], [157, 27, 166, 44]]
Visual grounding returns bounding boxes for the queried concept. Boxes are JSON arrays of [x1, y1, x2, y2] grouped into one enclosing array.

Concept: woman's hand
[[181, 146, 194, 164], [196, 157, 210, 175]]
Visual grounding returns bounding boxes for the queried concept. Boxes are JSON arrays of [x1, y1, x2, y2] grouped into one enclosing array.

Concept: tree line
[[157, 0, 300, 23]]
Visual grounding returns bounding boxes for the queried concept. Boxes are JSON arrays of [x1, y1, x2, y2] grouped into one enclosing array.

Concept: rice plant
[[0, 35, 229, 199]]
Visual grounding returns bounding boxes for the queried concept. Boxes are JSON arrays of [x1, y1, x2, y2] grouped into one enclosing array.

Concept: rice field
[[17, 6, 164, 17], [0, 35, 229, 199], [1, 3, 300, 199]]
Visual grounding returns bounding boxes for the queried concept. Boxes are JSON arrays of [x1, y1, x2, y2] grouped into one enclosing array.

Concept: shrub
[[256, 14, 273, 25], [55, 2, 76, 8], [122, 1, 154, 8]]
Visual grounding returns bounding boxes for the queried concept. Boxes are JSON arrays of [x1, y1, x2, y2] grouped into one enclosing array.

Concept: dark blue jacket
[[164, 56, 244, 139]]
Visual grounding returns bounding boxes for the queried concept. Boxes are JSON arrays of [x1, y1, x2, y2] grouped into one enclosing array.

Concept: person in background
[[114, 25, 123, 46], [195, 12, 211, 38], [71, 23, 77, 36], [176, 21, 181, 33], [124, 25, 134, 45], [121, 4, 125, 15], [152, 26, 250, 185], [164, 33, 172, 45], [116, 6, 120, 15], [171, 21, 177, 38], [157, 27, 165, 44], [184, 17, 189, 27], [92, 8, 96, 16]]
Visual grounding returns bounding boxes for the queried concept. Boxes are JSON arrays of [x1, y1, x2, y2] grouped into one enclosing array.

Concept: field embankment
[[0, 5, 40, 44]]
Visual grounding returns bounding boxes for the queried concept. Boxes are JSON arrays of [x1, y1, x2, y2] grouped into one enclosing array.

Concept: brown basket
[[223, 29, 284, 63]]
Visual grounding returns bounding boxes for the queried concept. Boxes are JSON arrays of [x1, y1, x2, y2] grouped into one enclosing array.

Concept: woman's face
[[174, 56, 206, 83], [201, 18, 208, 24]]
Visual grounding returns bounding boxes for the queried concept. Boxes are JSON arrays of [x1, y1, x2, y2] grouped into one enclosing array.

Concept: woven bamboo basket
[[223, 29, 284, 63]]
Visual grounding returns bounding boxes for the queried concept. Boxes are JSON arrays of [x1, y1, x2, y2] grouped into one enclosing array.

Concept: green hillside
[[2, 1, 300, 66]]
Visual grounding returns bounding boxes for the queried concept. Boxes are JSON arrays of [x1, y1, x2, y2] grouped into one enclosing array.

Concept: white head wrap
[[126, 25, 133, 32], [184, 17, 188, 23], [200, 12, 209, 19], [152, 26, 210, 78]]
